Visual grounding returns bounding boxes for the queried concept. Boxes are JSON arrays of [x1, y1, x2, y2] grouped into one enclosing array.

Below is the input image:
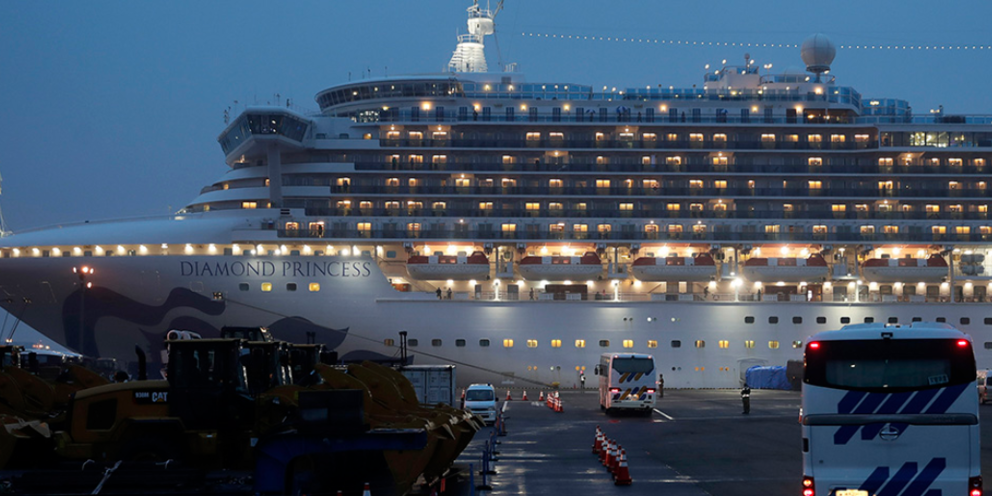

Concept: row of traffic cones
[[592, 425, 632, 485], [542, 391, 563, 412]]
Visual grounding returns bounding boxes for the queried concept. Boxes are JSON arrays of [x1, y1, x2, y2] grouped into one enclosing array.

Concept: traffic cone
[[602, 439, 613, 468], [539, 391, 545, 401], [522, 390, 528, 401], [614, 449, 632, 485], [610, 444, 621, 475], [593, 427, 602, 454], [506, 389, 512, 401], [363, 482, 372, 496], [599, 436, 608, 464]]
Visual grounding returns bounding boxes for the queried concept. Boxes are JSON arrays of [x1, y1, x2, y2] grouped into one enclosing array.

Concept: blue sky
[[1, 1, 991, 345]]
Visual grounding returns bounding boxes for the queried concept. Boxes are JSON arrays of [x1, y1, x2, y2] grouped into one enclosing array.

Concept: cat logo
[[133, 391, 169, 404]]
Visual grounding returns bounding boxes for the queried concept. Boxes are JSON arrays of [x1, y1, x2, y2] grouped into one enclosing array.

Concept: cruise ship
[[2, 2, 992, 389]]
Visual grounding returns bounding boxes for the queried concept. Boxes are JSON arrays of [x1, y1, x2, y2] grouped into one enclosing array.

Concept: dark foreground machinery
[[6, 337, 480, 495]]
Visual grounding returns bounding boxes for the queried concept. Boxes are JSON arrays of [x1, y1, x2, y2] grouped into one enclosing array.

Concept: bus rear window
[[612, 358, 654, 374], [805, 339, 975, 391]]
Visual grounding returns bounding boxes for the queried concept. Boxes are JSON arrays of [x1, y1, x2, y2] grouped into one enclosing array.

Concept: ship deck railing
[[427, 291, 989, 304]]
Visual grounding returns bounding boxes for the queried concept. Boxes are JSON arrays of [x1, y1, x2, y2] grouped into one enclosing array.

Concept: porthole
[[671, 340, 681, 348], [864, 317, 874, 323], [792, 317, 802, 324], [455, 339, 466, 347], [479, 339, 490, 347], [961, 317, 971, 325], [769, 316, 779, 324], [840, 317, 851, 324], [431, 339, 442, 347], [599, 340, 610, 347], [239, 283, 249, 291], [936, 317, 947, 323], [408, 339, 419, 347], [286, 283, 297, 291], [744, 316, 755, 324], [887, 317, 898, 324], [816, 317, 826, 324]]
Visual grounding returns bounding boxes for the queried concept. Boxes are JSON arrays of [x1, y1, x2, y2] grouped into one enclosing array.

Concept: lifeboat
[[741, 254, 829, 283], [406, 251, 490, 280], [630, 254, 717, 281], [518, 252, 602, 281], [862, 255, 948, 282]]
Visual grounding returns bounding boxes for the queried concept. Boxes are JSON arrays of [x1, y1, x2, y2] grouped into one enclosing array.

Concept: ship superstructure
[[1, 3, 991, 388]]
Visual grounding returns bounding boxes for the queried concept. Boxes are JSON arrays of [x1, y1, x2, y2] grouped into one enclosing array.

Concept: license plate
[[836, 490, 868, 496]]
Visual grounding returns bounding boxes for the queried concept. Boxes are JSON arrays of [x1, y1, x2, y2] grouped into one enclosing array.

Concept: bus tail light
[[969, 475, 982, 496], [647, 388, 656, 394], [609, 388, 620, 393], [802, 476, 814, 496]]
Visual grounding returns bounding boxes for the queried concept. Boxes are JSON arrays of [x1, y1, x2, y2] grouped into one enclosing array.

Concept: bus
[[595, 353, 657, 415], [801, 323, 981, 496]]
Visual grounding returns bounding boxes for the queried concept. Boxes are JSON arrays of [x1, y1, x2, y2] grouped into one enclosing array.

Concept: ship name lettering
[[180, 260, 372, 278]]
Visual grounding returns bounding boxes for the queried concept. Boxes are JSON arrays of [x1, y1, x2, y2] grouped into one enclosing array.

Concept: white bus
[[801, 323, 981, 496], [595, 353, 657, 415]]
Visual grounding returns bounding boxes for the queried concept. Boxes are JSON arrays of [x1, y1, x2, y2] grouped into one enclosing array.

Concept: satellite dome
[[800, 34, 836, 74]]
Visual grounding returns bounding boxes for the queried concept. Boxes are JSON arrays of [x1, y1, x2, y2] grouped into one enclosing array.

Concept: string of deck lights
[[521, 32, 992, 51]]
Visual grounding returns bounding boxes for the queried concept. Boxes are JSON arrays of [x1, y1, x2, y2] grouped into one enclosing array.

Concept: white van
[[463, 383, 498, 424], [978, 369, 991, 404]]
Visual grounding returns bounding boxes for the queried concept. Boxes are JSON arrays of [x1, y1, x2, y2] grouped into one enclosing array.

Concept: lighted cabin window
[[695, 340, 705, 348], [432, 202, 446, 210], [808, 181, 822, 189], [932, 226, 947, 234], [976, 159, 986, 167], [525, 202, 541, 211], [641, 156, 652, 165], [549, 132, 564, 140], [713, 133, 727, 142], [949, 158, 963, 167], [598, 224, 612, 234], [689, 180, 703, 189], [832, 204, 846, 212], [979, 183, 988, 190], [647, 340, 658, 348], [807, 134, 822, 143], [643, 179, 659, 189], [644, 224, 659, 234], [830, 134, 846, 143], [712, 180, 727, 189], [956, 226, 971, 234], [744, 340, 755, 349], [599, 340, 610, 347], [747, 180, 755, 189], [549, 224, 565, 233], [385, 178, 400, 187], [549, 202, 563, 211], [596, 179, 611, 188], [575, 203, 587, 211], [808, 157, 822, 166], [595, 133, 605, 141], [408, 155, 423, 164], [407, 201, 423, 210], [949, 205, 963, 213], [336, 201, 351, 210], [479, 202, 493, 210], [765, 225, 780, 233], [432, 131, 447, 140], [432, 155, 447, 164], [386, 131, 400, 140], [690, 203, 704, 212], [926, 204, 940, 213], [713, 203, 727, 212], [718, 340, 729, 349], [575, 339, 586, 348], [860, 225, 875, 234], [406, 223, 421, 232], [979, 205, 989, 214], [643, 133, 656, 140], [949, 181, 961, 190], [526, 132, 541, 140], [712, 156, 728, 166], [595, 156, 608, 165], [668, 224, 683, 234], [455, 178, 471, 188], [408, 178, 421, 187], [878, 157, 894, 166], [501, 155, 515, 164], [503, 339, 514, 348], [666, 156, 682, 165], [855, 134, 870, 142], [285, 222, 300, 232], [551, 339, 562, 348], [929, 158, 941, 166], [501, 178, 516, 187], [573, 224, 588, 233], [667, 133, 678, 141], [501, 224, 516, 233], [356, 223, 371, 235], [769, 341, 780, 349], [619, 133, 634, 140], [527, 340, 538, 348], [785, 134, 799, 142], [261, 283, 272, 292], [309, 283, 320, 292], [761, 134, 776, 142], [623, 340, 634, 348], [982, 226, 992, 235], [242, 202, 257, 209], [620, 203, 633, 211], [549, 179, 563, 188]]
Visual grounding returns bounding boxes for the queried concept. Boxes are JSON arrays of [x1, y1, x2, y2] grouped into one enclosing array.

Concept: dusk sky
[[1, 1, 991, 346]]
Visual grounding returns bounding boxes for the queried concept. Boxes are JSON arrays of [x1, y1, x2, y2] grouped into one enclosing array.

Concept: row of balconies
[[301, 207, 992, 221], [359, 161, 990, 175], [275, 227, 992, 243], [380, 138, 878, 151], [321, 184, 991, 198]]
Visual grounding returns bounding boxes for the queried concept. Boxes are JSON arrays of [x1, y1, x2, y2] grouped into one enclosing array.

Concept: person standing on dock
[[741, 384, 751, 414]]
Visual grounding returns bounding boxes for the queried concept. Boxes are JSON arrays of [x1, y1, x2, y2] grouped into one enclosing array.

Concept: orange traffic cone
[[610, 444, 622, 475], [593, 426, 602, 454], [506, 389, 512, 401], [599, 436, 608, 464], [522, 390, 528, 401], [614, 449, 632, 485], [539, 391, 545, 401], [363, 482, 372, 496], [603, 439, 613, 468]]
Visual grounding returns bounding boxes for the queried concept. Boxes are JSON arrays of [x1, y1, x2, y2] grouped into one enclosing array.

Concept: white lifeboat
[[517, 252, 602, 281], [405, 250, 490, 281], [630, 254, 716, 282], [861, 255, 948, 282], [741, 254, 829, 283]]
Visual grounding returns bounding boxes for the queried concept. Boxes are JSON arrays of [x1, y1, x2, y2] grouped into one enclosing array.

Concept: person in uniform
[[741, 383, 751, 414]]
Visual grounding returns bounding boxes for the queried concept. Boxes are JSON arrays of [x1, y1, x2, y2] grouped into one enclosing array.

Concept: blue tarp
[[745, 365, 792, 390]]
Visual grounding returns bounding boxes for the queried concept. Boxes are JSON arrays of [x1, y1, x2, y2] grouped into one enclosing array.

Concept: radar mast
[[447, 0, 503, 73]]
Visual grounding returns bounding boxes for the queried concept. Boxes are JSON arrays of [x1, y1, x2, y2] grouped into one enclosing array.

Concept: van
[[463, 383, 497, 424], [978, 368, 991, 404]]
